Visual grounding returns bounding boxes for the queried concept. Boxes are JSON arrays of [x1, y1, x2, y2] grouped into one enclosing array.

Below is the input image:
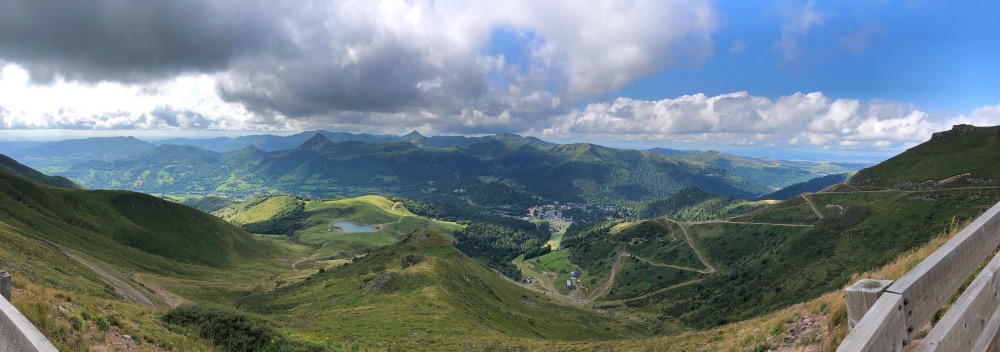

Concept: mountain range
[[54, 132, 859, 206], [0, 124, 998, 350]]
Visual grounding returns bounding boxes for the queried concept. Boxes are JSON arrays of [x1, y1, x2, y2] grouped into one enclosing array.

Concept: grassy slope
[[758, 172, 851, 200], [239, 229, 647, 350], [638, 186, 769, 221], [0, 172, 303, 350], [560, 187, 1000, 332], [513, 250, 583, 296], [538, 215, 968, 351], [0, 172, 283, 270], [654, 188, 1000, 328], [179, 195, 234, 212], [294, 195, 463, 260], [214, 195, 304, 230], [851, 125, 1000, 187], [2, 239, 218, 351], [561, 218, 709, 307], [0, 153, 81, 189]]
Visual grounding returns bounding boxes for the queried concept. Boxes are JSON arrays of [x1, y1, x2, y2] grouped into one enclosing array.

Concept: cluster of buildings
[[528, 204, 573, 222], [567, 270, 583, 289]]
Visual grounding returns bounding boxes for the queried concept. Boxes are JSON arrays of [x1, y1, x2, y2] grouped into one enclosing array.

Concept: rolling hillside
[[238, 229, 647, 350], [0, 153, 81, 189], [214, 194, 464, 264], [665, 150, 831, 196], [850, 124, 1000, 188], [6, 136, 155, 173], [62, 133, 856, 205], [3, 125, 1000, 350], [214, 195, 306, 236], [558, 124, 1000, 330], [0, 166, 298, 350], [0, 171, 280, 270], [757, 173, 851, 200]]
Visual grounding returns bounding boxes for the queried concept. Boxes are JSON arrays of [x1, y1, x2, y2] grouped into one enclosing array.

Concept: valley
[[0, 125, 998, 350], [1, 2, 992, 350]]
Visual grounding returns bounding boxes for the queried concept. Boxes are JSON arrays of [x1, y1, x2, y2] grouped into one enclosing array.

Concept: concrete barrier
[[0, 271, 58, 352]]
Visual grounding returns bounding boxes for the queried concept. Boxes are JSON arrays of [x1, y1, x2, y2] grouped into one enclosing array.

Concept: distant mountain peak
[[402, 131, 425, 139], [647, 147, 690, 157], [245, 143, 264, 150], [235, 143, 265, 153], [297, 133, 334, 151]]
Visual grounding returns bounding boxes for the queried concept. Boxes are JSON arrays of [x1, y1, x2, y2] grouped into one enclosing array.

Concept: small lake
[[333, 220, 375, 233]]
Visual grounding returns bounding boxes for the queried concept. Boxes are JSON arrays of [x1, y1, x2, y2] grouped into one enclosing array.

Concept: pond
[[333, 220, 375, 233]]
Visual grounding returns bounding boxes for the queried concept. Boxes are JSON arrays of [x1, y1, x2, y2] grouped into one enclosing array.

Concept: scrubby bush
[[162, 305, 323, 352]]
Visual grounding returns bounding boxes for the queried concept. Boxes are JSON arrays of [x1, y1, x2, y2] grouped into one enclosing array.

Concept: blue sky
[[615, 0, 1000, 114], [0, 0, 997, 161]]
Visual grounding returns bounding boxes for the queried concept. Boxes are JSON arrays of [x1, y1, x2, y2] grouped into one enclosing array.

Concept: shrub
[[70, 315, 86, 331], [94, 316, 111, 332], [162, 305, 323, 352]]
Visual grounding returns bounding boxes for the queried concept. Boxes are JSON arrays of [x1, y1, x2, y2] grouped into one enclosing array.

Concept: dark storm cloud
[[0, 0, 279, 83], [0, 0, 720, 135], [0, 0, 491, 121], [217, 41, 486, 117], [150, 106, 213, 129]]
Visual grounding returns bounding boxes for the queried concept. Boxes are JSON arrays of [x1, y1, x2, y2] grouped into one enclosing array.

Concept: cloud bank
[[539, 92, 1000, 149], [0, 0, 716, 124], [0, 0, 996, 154]]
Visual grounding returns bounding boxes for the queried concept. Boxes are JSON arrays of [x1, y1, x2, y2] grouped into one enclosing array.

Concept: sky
[[0, 0, 997, 160]]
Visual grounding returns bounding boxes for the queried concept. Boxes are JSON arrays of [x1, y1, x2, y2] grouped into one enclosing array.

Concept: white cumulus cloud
[[540, 91, 1000, 150]]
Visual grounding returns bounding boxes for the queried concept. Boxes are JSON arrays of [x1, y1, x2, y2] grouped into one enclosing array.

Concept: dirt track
[[58, 249, 157, 306]]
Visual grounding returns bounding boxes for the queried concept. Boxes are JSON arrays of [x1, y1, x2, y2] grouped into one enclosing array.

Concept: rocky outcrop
[[401, 253, 420, 269]]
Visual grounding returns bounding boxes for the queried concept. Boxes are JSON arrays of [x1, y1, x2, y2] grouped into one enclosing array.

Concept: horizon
[[1, 1, 998, 163], [0, 127, 898, 164]]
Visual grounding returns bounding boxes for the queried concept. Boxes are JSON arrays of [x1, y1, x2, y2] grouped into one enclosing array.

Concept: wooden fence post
[[0, 270, 10, 301], [846, 279, 894, 329]]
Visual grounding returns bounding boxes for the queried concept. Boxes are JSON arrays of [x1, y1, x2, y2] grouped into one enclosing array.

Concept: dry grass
[[9, 277, 217, 351]]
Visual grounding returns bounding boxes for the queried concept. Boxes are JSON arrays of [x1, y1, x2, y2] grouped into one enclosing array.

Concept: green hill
[[558, 125, 1000, 330], [665, 150, 832, 196], [0, 171, 280, 269], [211, 194, 464, 267], [179, 195, 234, 212], [238, 229, 647, 349], [0, 153, 81, 189], [8, 136, 155, 173], [62, 133, 857, 205], [637, 186, 769, 220], [214, 195, 306, 235], [850, 124, 1000, 188], [0, 169, 299, 350], [563, 187, 1000, 330], [758, 173, 851, 200]]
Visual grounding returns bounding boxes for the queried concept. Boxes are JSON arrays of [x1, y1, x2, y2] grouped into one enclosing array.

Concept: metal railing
[[0, 271, 58, 352]]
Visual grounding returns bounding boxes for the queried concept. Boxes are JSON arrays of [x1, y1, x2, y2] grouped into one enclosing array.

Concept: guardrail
[[838, 201, 1000, 351], [0, 271, 58, 352]]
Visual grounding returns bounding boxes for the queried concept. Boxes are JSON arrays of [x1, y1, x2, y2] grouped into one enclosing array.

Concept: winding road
[[624, 252, 713, 274], [659, 218, 717, 274], [801, 194, 824, 219], [49, 244, 157, 306], [582, 252, 627, 303], [504, 185, 1000, 307], [573, 218, 716, 303]]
